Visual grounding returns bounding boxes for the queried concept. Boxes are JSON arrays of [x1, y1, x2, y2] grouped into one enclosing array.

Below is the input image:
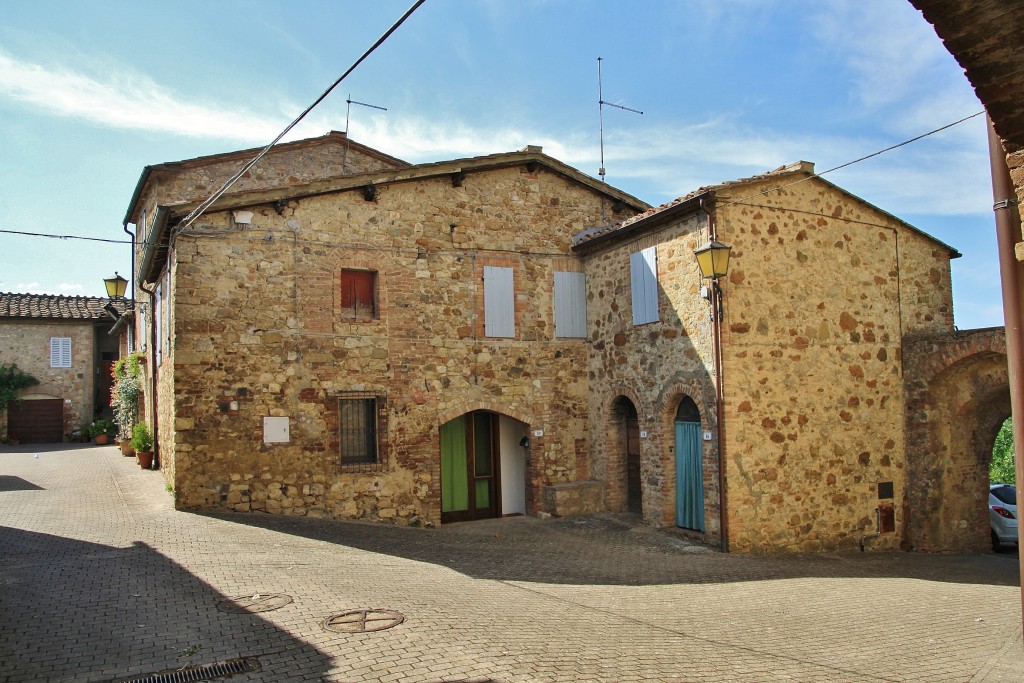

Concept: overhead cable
[[717, 110, 986, 210], [175, 0, 427, 232]]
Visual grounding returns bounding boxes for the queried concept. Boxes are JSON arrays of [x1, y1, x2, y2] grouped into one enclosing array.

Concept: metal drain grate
[[217, 592, 292, 613], [322, 608, 405, 633], [117, 656, 260, 683]]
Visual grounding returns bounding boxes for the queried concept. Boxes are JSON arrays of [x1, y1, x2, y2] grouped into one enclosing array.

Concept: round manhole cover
[[217, 593, 293, 614], [322, 609, 405, 633]]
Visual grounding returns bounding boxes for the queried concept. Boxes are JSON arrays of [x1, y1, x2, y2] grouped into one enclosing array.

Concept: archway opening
[[988, 416, 1017, 552], [440, 410, 528, 524], [608, 396, 641, 515]]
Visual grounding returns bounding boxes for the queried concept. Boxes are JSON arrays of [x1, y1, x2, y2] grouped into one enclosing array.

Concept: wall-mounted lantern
[[693, 240, 732, 319], [103, 272, 129, 299]]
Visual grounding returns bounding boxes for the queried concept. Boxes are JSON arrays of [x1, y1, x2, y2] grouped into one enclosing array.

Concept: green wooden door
[[440, 412, 499, 523]]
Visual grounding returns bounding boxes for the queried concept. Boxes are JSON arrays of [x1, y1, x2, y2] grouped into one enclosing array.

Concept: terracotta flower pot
[[137, 451, 154, 469], [120, 441, 135, 457], [94, 434, 110, 446]]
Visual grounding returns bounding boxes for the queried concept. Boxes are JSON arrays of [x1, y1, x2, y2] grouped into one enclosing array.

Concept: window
[[340, 269, 377, 320], [630, 246, 659, 325], [49, 337, 71, 368], [483, 265, 515, 338], [554, 271, 587, 338], [338, 392, 387, 469]]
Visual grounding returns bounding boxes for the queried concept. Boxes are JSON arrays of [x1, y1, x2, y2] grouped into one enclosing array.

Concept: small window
[[50, 337, 71, 368], [340, 269, 377, 321], [992, 485, 1016, 506], [630, 246, 659, 325], [338, 392, 387, 469]]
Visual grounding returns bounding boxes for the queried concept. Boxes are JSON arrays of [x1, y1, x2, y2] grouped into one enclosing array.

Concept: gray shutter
[[50, 338, 71, 368], [554, 271, 587, 338], [154, 283, 162, 366], [484, 266, 515, 338], [630, 247, 659, 325]]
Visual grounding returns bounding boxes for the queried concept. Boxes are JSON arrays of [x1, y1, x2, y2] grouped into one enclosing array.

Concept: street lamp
[[103, 272, 129, 300], [693, 240, 732, 319]]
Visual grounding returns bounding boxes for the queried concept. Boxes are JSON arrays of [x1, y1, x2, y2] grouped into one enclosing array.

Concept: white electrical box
[[263, 417, 290, 443], [703, 431, 713, 441]]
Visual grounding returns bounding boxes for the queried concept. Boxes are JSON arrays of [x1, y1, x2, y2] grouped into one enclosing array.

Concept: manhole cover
[[322, 609, 405, 633], [217, 593, 293, 614]]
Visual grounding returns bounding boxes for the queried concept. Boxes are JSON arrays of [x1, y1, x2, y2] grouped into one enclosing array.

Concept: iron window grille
[[337, 391, 387, 472]]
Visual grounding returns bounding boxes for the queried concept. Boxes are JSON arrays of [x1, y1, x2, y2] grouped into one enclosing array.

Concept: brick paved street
[[0, 445, 1021, 682]]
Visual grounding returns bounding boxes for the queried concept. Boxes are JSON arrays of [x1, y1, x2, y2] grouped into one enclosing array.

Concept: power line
[[0, 228, 132, 245], [716, 110, 986, 210], [0, 111, 987, 249], [175, 0, 427, 233]]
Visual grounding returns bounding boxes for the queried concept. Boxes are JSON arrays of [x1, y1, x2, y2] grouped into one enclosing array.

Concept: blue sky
[[0, 0, 1001, 328]]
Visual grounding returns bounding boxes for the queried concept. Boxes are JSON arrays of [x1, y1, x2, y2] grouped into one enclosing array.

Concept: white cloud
[[0, 50, 320, 142], [57, 283, 84, 294], [15, 282, 41, 292]]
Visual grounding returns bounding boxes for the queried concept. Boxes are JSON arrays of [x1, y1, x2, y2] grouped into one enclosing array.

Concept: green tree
[[990, 417, 1016, 484], [0, 363, 39, 411]]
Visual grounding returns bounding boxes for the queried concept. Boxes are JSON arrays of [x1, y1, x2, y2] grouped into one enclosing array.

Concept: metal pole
[[986, 115, 1024, 624]]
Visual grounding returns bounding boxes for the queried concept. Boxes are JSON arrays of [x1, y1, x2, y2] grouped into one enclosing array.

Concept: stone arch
[[436, 400, 534, 430], [903, 328, 1009, 551], [601, 387, 644, 514]]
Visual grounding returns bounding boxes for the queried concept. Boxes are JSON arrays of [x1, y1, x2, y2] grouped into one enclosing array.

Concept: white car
[[989, 484, 1017, 550]]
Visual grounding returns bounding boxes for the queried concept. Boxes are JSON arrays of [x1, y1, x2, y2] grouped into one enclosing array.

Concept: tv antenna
[[597, 57, 643, 183], [343, 94, 387, 172]]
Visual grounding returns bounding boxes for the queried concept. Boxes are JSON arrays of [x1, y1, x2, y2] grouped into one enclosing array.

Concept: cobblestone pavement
[[0, 445, 1021, 682]]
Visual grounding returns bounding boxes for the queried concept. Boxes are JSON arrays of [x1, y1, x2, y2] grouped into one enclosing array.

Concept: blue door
[[675, 403, 704, 530]]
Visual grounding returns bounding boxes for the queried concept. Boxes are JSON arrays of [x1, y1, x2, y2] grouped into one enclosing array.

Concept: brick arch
[[658, 381, 720, 534], [600, 387, 644, 514], [903, 328, 1009, 551], [436, 401, 533, 430]]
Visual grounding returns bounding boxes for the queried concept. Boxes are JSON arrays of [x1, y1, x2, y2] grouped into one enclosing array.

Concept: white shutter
[[554, 271, 587, 338], [630, 247, 659, 325], [483, 266, 515, 338], [50, 337, 71, 368]]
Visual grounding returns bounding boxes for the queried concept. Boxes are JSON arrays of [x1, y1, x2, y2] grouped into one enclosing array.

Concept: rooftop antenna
[[343, 94, 387, 173], [597, 57, 643, 184]]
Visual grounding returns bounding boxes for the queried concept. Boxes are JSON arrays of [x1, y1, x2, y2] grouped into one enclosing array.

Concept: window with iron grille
[[340, 269, 377, 321], [337, 392, 387, 470]]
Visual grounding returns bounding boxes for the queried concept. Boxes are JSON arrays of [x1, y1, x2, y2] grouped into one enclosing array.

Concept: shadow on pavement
[[200, 510, 1021, 588], [0, 526, 330, 682]]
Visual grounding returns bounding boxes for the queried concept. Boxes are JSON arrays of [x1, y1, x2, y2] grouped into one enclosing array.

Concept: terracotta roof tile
[[0, 293, 123, 320]]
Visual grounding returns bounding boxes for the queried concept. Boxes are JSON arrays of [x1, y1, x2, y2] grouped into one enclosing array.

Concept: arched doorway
[[904, 329, 1010, 551], [440, 411, 527, 523], [674, 396, 704, 531], [610, 397, 642, 514]]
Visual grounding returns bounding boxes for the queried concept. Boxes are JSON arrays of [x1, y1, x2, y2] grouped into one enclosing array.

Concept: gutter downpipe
[[987, 116, 1024, 621], [702, 197, 729, 553]]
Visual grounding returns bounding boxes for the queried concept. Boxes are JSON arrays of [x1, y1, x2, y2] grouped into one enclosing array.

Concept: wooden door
[[441, 412, 501, 523]]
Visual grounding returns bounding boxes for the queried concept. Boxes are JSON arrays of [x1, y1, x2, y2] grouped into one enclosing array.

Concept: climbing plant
[[111, 352, 143, 440], [0, 364, 39, 411], [990, 417, 1016, 485]]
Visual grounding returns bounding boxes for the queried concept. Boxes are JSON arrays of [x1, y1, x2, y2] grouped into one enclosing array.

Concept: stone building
[[574, 163, 959, 552], [125, 134, 984, 553], [0, 293, 122, 442]]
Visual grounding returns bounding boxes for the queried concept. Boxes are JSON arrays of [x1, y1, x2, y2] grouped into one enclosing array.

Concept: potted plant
[[90, 419, 117, 445], [131, 422, 154, 469]]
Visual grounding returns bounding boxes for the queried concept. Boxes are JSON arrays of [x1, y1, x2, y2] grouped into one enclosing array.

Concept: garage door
[[6, 399, 64, 443]]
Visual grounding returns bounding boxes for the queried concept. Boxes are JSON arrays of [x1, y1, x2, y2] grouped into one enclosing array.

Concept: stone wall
[[715, 176, 956, 552], [580, 210, 722, 543], [162, 164, 625, 524], [0, 319, 96, 437]]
